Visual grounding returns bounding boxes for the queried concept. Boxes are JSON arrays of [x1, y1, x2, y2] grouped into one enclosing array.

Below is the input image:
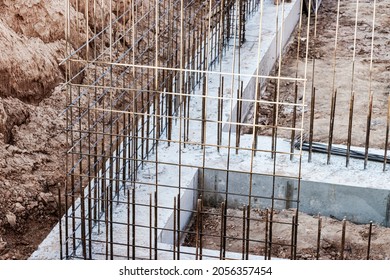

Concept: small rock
[[0, 237, 7, 252], [27, 201, 39, 210], [38, 192, 55, 206], [16, 197, 23, 203], [6, 212, 16, 228], [14, 202, 25, 213]]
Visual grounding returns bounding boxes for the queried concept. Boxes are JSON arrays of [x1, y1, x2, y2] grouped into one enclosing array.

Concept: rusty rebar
[[173, 196, 177, 260], [367, 221, 373, 260], [308, 86, 316, 162], [384, 95, 390, 171], [264, 208, 269, 260], [316, 214, 322, 260], [220, 201, 226, 260], [364, 92, 374, 169], [149, 193, 152, 260], [127, 188, 130, 260], [132, 186, 136, 260], [346, 91, 355, 167], [241, 205, 246, 260], [154, 191, 158, 260], [290, 214, 295, 260], [340, 217, 346, 260], [245, 205, 250, 260], [327, 89, 338, 164]]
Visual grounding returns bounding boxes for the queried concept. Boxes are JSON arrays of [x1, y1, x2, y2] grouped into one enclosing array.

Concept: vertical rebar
[[340, 217, 346, 260], [236, 81, 243, 154], [132, 186, 136, 260], [316, 214, 322, 260], [149, 193, 152, 260], [327, 89, 338, 164], [290, 215, 295, 260], [245, 205, 250, 260], [367, 221, 373, 260], [384, 95, 390, 171], [219, 201, 226, 260], [328, 0, 341, 165], [308, 86, 316, 162], [154, 191, 158, 260], [58, 184, 63, 260], [346, 91, 355, 167], [290, 83, 299, 161], [241, 206, 246, 260], [264, 208, 269, 260], [173, 196, 177, 260], [127, 187, 130, 260], [364, 91, 373, 169]]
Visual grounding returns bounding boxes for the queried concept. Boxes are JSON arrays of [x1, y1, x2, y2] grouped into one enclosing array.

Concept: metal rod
[[340, 217, 346, 260], [219, 201, 225, 260], [364, 91, 374, 169], [149, 193, 152, 260], [308, 86, 316, 162], [154, 191, 158, 260], [241, 205, 246, 260], [264, 208, 269, 260], [132, 186, 136, 260], [367, 221, 373, 260], [290, 215, 295, 260], [316, 214, 322, 260], [173, 196, 177, 260], [346, 91, 355, 167], [384, 95, 390, 171], [327, 89, 338, 164], [245, 205, 250, 260]]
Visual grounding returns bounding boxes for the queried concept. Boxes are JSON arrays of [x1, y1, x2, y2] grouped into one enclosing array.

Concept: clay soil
[[183, 208, 390, 260], [245, 0, 390, 149], [0, 0, 139, 260], [0, 0, 207, 260]]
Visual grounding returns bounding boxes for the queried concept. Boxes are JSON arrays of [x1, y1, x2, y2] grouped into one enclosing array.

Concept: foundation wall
[[200, 168, 390, 226]]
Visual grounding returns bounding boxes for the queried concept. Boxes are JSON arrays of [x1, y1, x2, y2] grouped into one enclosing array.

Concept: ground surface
[[0, 0, 111, 260], [0, 0, 388, 260], [0, 0, 202, 260], [184, 207, 390, 260], [245, 0, 390, 150]]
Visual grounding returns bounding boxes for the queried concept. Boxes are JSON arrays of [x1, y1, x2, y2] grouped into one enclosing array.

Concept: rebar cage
[[62, 0, 390, 260]]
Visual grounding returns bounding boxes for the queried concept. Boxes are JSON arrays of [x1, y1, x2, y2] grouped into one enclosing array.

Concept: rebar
[[60, 0, 387, 262]]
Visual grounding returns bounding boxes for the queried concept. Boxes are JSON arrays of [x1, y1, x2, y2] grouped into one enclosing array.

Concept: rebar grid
[[61, 0, 388, 261]]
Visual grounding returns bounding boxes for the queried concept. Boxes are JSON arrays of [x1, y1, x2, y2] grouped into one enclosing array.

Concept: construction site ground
[[245, 0, 390, 150], [0, 0, 389, 260], [184, 208, 390, 260]]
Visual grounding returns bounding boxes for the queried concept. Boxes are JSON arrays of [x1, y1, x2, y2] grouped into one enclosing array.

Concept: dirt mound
[[0, 0, 92, 104], [0, 0, 98, 259], [0, 21, 63, 103]]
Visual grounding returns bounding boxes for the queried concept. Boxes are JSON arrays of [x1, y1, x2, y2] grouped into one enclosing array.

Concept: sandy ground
[[0, 0, 202, 260], [0, 0, 123, 260], [0, 0, 388, 260], [245, 0, 390, 150], [183, 207, 390, 260]]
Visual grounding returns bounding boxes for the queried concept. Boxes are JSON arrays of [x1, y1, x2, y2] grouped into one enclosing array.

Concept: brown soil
[[183, 208, 390, 260], [0, 0, 112, 260], [0, 0, 207, 260], [245, 0, 390, 149]]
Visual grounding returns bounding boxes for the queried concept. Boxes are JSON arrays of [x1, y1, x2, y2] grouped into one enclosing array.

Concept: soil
[[0, 0, 206, 260], [183, 207, 390, 260], [1, 0, 388, 260], [244, 0, 390, 149], [0, 0, 119, 260]]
